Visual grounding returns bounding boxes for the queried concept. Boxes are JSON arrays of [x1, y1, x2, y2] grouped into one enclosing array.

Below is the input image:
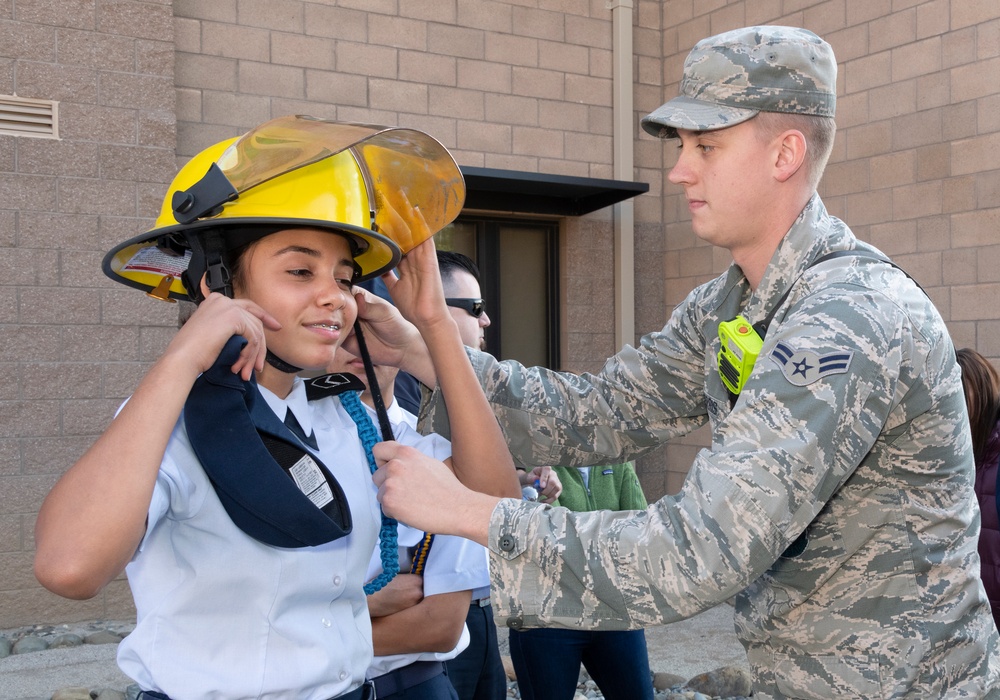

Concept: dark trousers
[[375, 670, 458, 700], [508, 627, 654, 700], [444, 603, 507, 700], [140, 681, 376, 700]]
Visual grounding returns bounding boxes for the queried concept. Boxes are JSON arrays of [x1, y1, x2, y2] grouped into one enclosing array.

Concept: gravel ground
[[0, 604, 750, 700]]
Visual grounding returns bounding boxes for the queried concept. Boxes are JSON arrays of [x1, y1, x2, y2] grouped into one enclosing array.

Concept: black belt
[[470, 597, 491, 607], [336, 681, 376, 700], [140, 680, 375, 700], [370, 660, 445, 697]]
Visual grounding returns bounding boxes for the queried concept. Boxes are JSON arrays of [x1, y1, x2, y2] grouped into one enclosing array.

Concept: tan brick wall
[[637, 0, 1000, 503], [171, 0, 638, 385], [0, 0, 177, 626], [4, 0, 1000, 627]]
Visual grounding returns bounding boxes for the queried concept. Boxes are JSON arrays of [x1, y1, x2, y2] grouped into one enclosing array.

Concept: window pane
[[438, 218, 558, 368], [498, 225, 550, 367], [436, 222, 477, 260]]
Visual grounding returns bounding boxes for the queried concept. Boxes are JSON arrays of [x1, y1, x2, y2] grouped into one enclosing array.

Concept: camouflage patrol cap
[[642, 26, 837, 139]]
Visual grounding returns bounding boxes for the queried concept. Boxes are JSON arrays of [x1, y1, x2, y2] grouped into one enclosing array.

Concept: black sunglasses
[[445, 298, 486, 318]]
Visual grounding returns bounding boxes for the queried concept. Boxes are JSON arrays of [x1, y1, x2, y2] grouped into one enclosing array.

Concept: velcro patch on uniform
[[769, 342, 853, 387], [305, 373, 366, 400]]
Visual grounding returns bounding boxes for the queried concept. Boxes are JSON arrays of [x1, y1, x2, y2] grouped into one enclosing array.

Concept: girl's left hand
[[346, 288, 421, 364], [380, 213, 452, 334]]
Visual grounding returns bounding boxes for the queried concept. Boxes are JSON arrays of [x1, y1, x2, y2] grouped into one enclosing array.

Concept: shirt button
[[506, 617, 523, 630], [498, 534, 515, 552], [339, 671, 348, 681], [333, 575, 342, 587]]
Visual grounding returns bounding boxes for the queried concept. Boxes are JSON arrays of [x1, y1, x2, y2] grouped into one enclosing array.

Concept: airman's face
[[667, 119, 776, 254]]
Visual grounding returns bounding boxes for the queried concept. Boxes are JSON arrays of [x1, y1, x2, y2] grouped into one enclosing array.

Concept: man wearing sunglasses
[[435, 250, 560, 700], [439, 252, 491, 352], [437, 251, 508, 700]]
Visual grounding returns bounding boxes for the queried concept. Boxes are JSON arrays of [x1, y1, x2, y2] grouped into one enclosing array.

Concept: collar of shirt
[[258, 378, 314, 438], [361, 397, 418, 432], [743, 193, 854, 324]]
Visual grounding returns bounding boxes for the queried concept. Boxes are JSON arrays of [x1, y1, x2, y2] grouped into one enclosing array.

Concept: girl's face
[[235, 227, 358, 382]]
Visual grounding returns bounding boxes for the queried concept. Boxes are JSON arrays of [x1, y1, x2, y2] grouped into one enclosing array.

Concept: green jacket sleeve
[[616, 462, 647, 510]]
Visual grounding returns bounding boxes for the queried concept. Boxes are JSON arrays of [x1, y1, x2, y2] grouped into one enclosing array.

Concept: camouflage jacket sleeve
[[483, 255, 932, 631], [416, 272, 744, 468]]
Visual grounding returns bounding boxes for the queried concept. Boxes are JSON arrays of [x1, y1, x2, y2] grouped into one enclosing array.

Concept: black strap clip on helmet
[[181, 229, 233, 301], [171, 164, 240, 300], [171, 163, 238, 225]]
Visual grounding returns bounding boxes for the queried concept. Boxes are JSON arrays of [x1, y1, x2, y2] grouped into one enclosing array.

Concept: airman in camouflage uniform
[[374, 26, 1000, 699]]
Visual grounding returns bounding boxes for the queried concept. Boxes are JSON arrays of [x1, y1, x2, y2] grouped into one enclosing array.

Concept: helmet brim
[[102, 217, 401, 302]]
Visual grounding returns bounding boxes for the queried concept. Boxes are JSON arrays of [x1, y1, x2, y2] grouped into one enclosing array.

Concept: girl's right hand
[[165, 289, 281, 381]]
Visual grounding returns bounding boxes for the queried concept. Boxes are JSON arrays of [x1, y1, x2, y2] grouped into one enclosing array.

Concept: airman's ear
[[773, 129, 807, 183]]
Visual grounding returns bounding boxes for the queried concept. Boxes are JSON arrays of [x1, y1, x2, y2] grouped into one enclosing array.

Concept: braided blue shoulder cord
[[340, 390, 399, 594]]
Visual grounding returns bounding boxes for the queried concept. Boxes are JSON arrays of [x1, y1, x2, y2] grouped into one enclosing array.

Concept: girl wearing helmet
[[33, 118, 519, 700]]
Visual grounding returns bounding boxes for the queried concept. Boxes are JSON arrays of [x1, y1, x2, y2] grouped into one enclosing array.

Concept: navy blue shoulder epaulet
[[305, 373, 366, 401]]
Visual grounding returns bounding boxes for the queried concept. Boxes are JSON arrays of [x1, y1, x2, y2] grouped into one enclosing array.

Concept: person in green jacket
[[508, 462, 654, 700]]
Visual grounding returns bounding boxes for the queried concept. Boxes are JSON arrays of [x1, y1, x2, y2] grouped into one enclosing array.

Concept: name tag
[[288, 454, 334, 508]]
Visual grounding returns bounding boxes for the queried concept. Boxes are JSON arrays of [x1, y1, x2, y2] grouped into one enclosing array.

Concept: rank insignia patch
[[769, 342, 853, 387]]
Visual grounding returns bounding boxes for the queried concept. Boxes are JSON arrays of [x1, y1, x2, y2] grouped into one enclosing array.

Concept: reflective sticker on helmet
[[121, 246, 192, 277]]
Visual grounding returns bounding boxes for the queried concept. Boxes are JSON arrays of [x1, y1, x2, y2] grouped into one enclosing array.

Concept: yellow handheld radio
[[717, 316, 764, 395]]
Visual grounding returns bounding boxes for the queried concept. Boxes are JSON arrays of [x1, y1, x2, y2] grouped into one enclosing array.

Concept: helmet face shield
[[103, 116, 466, 301], [220, 117, 466, 244]]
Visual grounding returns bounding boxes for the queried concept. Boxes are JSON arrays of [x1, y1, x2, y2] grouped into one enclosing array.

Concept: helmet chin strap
[[263, 323, 393, 443], [265, 350, 303, 374], [352, 320, 395, 442]]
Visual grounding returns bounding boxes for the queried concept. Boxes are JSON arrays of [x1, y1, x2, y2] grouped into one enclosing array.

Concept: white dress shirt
[[118, 379, 447, 700], [362, 400, 484, 679]]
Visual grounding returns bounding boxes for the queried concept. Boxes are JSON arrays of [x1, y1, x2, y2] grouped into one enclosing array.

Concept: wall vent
[[0, 95, 58, 139]]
